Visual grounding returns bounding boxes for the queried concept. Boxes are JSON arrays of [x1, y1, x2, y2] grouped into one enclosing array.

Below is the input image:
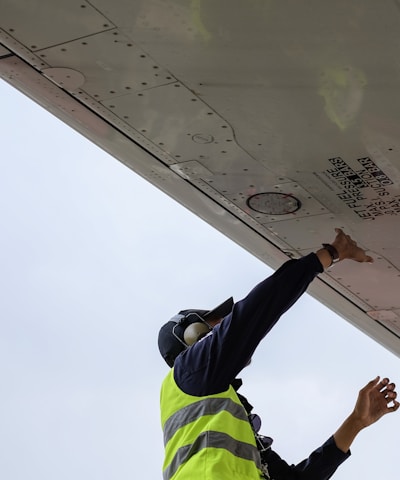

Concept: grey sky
[[1, 79, 399, 479]]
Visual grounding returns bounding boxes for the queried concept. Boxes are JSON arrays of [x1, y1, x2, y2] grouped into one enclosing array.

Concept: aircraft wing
[[1, 0, 400, 355]]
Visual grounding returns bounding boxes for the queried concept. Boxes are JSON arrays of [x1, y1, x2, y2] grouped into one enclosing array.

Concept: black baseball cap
[[158, 297, 234, 367]]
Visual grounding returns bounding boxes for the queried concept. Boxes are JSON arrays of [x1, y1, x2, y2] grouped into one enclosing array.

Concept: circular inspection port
[[247, 192, 301, 215]]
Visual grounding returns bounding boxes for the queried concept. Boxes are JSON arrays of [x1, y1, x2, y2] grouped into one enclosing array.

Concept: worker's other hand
[[331, 228, 373, 263], [352, 376, 399, 429]]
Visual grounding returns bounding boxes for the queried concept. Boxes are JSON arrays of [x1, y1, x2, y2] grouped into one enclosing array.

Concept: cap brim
[[203, 297, 234, 321]]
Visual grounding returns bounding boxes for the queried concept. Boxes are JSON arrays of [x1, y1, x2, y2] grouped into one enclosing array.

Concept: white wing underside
[[1, 0, 400, 354]]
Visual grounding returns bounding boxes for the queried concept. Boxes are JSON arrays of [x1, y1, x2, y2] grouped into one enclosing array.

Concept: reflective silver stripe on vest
[[163, 430, 261, 480], [163, 397, 249, 446]]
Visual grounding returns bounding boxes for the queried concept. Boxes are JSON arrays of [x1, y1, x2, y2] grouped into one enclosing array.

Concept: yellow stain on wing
[[318, 66, 367, 131]]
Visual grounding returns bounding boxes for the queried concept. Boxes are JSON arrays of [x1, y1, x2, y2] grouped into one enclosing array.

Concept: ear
[[183, 322, 210, 346]]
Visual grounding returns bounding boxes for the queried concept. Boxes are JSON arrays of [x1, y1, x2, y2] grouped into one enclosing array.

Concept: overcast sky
[[1, 79, 399, 480]]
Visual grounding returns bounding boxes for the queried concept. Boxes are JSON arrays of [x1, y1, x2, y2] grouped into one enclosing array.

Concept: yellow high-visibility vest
[[160, 369, 262, 479]]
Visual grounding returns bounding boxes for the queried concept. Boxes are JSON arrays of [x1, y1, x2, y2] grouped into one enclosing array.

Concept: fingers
[[375, 377, 399, 411], [377, 377, 395, 392], [377, 377, 389, 389], [389, 401, 400, 412], [374, 376, 394, 394], [334, 228, 353, 243], [334, 228, 350, 245], [333, 227, 374, 263], [381, 381, 397, 399], [366, 375, 380, 388], [363, 376, 397, 396]]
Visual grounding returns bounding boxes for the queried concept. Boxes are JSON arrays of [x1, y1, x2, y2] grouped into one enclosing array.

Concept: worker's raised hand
[[331, 228, 373, 263], [333, 376, 399, 453], [352, 376, 399, 429]]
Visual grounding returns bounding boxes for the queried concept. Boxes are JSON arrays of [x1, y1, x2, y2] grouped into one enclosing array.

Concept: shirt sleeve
[[262, 436, 350, 480], [174, 253, 324, 396]]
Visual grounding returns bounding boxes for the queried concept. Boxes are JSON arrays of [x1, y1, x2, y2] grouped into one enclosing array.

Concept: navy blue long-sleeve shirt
[[173, 253, 350, 479]]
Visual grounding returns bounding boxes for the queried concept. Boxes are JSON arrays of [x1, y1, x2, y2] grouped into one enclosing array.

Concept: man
[[158, 228, 399, 480]]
